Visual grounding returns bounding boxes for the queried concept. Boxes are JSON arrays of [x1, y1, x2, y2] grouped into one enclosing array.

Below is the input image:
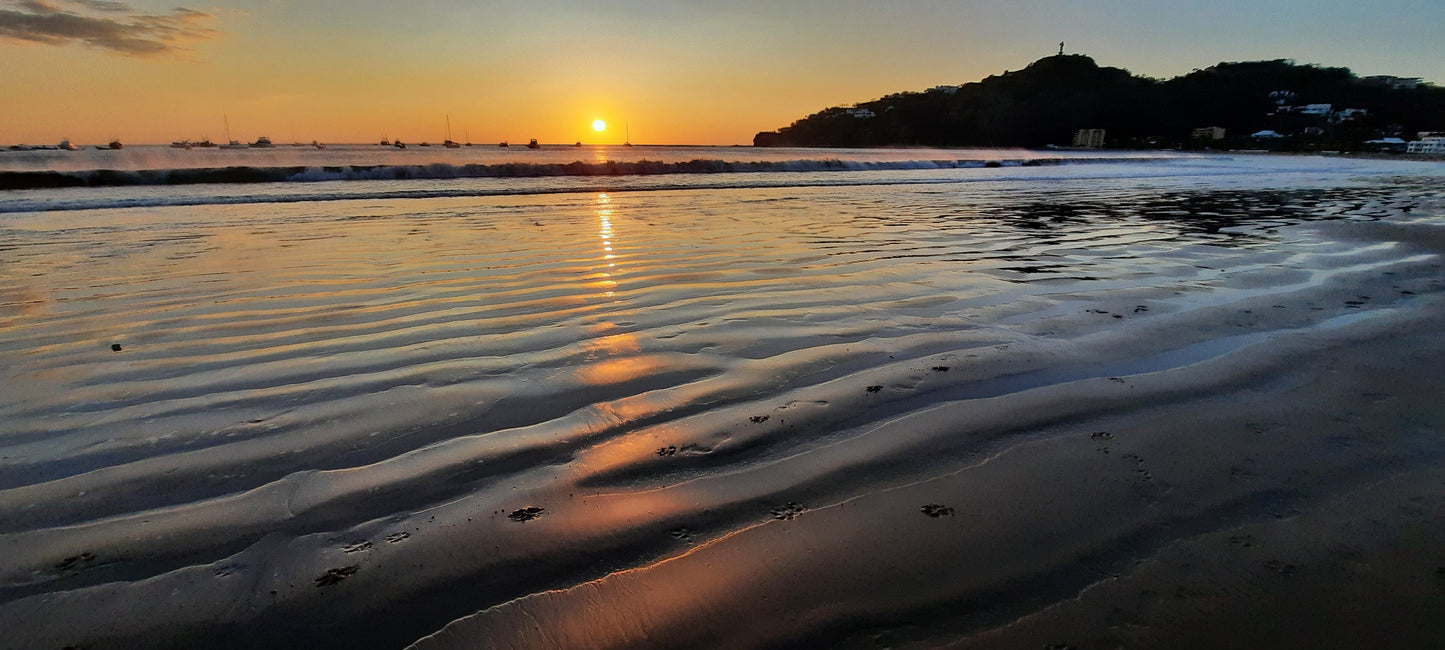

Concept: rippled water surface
[[2, 152, 1444, 648]]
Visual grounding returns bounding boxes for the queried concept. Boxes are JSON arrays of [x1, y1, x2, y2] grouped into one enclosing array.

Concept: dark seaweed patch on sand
[[770, 502, 806, 520], [508, 506, 545, 522]]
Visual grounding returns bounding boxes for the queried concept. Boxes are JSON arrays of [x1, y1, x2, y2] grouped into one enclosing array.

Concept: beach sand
[[2, 160, 1444, 648], [411, 220, 1445, 649]]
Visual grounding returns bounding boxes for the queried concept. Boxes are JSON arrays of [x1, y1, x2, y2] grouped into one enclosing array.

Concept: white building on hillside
[[1330, 108, 1368, 123], [1407, 137, 1445, 154], [1072, 129, 1105, 148], [1363, 76, 1423, 90], [1191, 126, 1226, 140]]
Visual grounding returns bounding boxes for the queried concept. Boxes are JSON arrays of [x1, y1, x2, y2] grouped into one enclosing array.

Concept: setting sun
[[592, 120, 607, 132]]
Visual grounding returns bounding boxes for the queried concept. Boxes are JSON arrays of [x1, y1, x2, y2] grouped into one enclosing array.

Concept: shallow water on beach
[[2, 152, 1444, 648]]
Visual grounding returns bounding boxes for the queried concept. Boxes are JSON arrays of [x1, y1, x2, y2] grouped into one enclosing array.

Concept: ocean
[[2, 146, 1444, 648]]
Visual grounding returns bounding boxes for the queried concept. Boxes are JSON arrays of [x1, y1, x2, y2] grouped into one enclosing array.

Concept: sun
[[592, 119, 607, 132]]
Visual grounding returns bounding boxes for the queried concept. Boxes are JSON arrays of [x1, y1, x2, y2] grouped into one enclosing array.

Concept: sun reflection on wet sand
[[574, 193, 652, 385]]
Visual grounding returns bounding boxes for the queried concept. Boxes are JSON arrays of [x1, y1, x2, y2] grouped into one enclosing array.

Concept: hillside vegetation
[[753, 55, 1445, 150]]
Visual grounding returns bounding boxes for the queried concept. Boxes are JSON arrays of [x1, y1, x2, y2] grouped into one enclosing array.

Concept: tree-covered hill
[[753, 55, 1445, 150]]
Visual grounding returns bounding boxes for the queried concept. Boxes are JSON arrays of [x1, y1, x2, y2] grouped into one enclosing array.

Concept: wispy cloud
[[0, 0, 218, 56]]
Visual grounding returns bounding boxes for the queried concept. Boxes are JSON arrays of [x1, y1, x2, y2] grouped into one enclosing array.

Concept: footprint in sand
[[750, 415, 770, 423], [656, 445, 678, 457], [55, 553, 97, 574], [1122, 453, 1153, 482], [920, 504, 955, 517], [385, 532, 410, 544], [679, 442, 713, 456], [670, 527, 694, 543], [342, 541, 373, 554], [866, 385, 882, 393], [314, 565, 359, 587], [1264, 560, 1297, 576]]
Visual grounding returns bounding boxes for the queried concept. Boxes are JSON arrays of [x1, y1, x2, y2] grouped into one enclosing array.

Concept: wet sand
[[2, 158, 1444, 648]]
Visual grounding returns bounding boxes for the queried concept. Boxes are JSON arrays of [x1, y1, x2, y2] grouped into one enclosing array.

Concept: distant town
[[754, 54, 1445, 155]]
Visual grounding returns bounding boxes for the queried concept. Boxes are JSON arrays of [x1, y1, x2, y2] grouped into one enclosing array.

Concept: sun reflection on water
[[573, 192, 648, 386]]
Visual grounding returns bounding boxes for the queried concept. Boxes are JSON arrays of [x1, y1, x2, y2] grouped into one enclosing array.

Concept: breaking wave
[[0, 156, 1149, 191]]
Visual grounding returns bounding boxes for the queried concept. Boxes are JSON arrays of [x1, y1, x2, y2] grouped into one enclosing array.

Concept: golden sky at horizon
[[3, 0, 1442, 145]]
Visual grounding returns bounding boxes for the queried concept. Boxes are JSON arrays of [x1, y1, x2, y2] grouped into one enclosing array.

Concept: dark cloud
[[67, 0, 134, 13], [0, 0, 217, 56]]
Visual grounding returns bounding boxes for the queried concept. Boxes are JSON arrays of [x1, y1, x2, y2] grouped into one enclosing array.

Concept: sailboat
[[220, 115, 247, 149], [443, 115, 461, 148], [623, 121, 634, 147]]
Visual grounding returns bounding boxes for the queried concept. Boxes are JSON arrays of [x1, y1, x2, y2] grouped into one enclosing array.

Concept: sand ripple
[[1, 163, 1443, 648]]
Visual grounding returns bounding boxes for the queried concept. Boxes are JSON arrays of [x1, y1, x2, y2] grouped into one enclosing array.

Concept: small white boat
[[219, 116, 248, 149], [443, 115, 461, 148], [249, 136, 274, 148], [58, 139, 78, 151], [527, 139, 540, 149]]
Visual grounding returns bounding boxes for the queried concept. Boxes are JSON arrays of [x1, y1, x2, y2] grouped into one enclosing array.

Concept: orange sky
[[2, 1, 1441, 145]]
